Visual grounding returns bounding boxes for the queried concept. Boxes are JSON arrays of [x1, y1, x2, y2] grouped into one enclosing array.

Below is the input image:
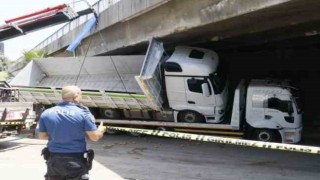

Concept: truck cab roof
[[164, 46, 219, 77], [248, 79, 294, 95]]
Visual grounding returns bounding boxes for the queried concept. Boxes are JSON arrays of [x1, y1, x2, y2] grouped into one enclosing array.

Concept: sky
[[0, 0, 98, 60]]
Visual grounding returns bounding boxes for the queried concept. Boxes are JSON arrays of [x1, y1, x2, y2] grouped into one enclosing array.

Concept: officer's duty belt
[[50, 152, 85, 158]]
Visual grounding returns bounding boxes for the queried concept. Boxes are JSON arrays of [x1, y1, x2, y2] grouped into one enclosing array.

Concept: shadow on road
[[0, 135, 46, 152], [0, 137, 28, 152]]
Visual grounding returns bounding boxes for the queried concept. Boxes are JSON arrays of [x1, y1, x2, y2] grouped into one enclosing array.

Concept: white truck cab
[[246, 79, 302, 143], [164, 46, 228, 124]]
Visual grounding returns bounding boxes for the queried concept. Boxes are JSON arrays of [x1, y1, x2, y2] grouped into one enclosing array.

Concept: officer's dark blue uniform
[[39, 102, 97, 180]]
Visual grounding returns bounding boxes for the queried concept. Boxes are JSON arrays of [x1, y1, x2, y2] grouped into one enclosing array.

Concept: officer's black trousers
[[45, 156, 89, 180]]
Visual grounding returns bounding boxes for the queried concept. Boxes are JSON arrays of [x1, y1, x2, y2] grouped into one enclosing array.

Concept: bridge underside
[[48, 0, 320, 56]]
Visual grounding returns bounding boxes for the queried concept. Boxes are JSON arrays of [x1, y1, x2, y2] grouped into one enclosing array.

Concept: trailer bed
[[10, 56, 156, 109]]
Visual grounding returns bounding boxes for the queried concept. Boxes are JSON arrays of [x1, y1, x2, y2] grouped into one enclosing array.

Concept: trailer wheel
[[155, 127, 168, 131], [253, 129, 280, 142], [178, 111, 204, 123], [128, 126, 146, 137], [105, 128, 120, 135], [100, 109, 122, 119]]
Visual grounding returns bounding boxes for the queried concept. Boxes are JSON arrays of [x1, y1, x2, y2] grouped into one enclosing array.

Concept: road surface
[[89, 134, 320, 180], [1, 134, 319, 180]]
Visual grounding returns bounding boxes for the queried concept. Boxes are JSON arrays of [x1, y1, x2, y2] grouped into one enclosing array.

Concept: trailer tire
[[128, 126, 146, 137], [106, 128, 120, 135], [178, 111, 204, 123], [129, 131, 142, 137], [100, 109, 122, 119], [155, 126, 169, 131], [253, 129, 280, 142]]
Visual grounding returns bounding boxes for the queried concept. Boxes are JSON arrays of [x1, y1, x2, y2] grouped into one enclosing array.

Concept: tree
[[0, 52, 9, 81], [0, 71, 9, 81], [0, 52, 8, 71], [23, 49, 47, 62]]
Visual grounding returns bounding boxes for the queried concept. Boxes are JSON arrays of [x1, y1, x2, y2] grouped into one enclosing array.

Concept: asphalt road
[[89, 134, 320, 180], [1, 134, 319, 180]]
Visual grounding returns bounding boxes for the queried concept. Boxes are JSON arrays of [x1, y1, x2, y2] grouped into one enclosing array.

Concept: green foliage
[[23, 49, 47, 62], [5, 60, 15, 65], [0, 71, 9, 81], [0, 53, 9, 72], [0, 53, 7, 62]]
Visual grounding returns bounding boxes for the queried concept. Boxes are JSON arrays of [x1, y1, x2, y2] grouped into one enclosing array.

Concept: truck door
[[264, 94, 294, 128], [184, 77, 215, 115]]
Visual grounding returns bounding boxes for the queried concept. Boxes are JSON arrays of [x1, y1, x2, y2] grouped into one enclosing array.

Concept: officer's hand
[[98, 121, 106, 133]]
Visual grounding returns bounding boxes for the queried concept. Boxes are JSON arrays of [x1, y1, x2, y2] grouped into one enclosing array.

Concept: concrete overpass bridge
[[29, 0, 320, 57]]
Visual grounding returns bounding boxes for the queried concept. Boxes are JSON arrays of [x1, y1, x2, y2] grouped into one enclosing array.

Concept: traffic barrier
[[107, 126, 320, 155]]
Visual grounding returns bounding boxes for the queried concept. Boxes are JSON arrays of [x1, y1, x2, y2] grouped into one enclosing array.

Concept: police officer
[[38, 85, 106, 180]]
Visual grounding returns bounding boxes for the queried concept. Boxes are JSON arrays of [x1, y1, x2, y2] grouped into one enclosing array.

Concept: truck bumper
[[281, 126, 303, 144]]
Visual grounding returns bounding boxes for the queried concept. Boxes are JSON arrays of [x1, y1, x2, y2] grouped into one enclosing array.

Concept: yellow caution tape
[[0, 121, 37, 126], [107, 126, 320, 155]]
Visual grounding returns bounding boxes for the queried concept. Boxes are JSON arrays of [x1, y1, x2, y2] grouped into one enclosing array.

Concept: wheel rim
[[129, 126, 144, 137], [106, 129, 118, 135], [258, 131, 271, 141], [156, 127, 167, 131], [104, 109, 114, 117], [184, 112, 196, 123]]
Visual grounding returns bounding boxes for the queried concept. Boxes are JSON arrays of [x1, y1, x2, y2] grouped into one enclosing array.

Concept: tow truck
[[0, 1, 94, 41], [0, 81, 36, 137]]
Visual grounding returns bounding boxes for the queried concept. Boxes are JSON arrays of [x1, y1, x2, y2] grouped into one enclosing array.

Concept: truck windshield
[[209, 73, 226, 94], [290, 88, 302, 113]]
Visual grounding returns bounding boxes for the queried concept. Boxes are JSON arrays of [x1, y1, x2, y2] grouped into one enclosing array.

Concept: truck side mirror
[[202, 83, 210, 97]]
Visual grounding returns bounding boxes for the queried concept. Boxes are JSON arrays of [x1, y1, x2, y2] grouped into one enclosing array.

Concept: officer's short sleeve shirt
[[39, 102, 97, 153]]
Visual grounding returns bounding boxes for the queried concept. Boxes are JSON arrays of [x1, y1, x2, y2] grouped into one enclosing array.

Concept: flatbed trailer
[[0, 82, 36, 136]]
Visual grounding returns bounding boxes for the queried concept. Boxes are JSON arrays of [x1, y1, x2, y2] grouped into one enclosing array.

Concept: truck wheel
[[155, 126, 169, 131], [100, 109, 122, 119], [128, 126, 146, 137], [253, 129, 280, 142], [106, 128, 120, 135], [178, 111, 204, 123]]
